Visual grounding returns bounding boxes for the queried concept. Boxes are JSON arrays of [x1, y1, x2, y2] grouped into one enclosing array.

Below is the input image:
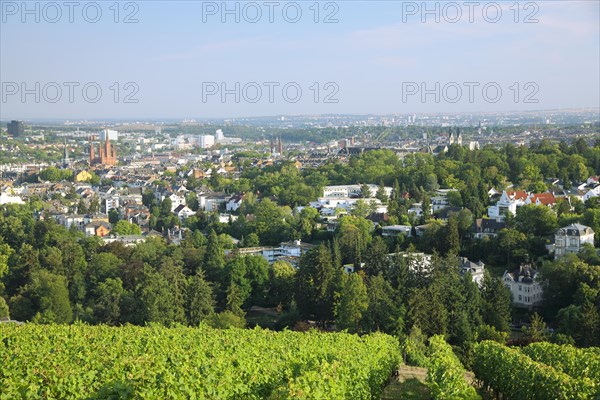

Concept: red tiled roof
[[507, 190, 528, 200], [529, 193, 556, 206]]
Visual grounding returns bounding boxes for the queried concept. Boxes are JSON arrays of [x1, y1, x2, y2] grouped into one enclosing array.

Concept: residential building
[[0, 191, 24, 205], [487, 190, 528, 220], [554, 224, 595, 259], [322, 184, 392, 199], [226, 194, 244, 212], [99, 129, 119, 141], [503, 264, 543, 308], [471, 218, 506, 239], [228, 240, 315, 267], [85, 221, 111, 237], [382, 225, 412, 237], [458, 258, 485, 287], [173, 204, 196, 219]]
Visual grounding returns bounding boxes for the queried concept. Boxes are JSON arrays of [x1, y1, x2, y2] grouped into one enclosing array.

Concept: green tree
[[108, 209, 120, 224], [94, 278, 124, 325], [269, 260, 296, 309], [360, 183, 372, 198], [186, 271, 214, 325], [295, 245, 339, 322], [481, 272, 512, 332], [335, 273, 369, 333], [111, 220, 142, 236], [441, 215, 460, 255], [207, 310, 245, 329], [363, 236, 389, 276], [0, 297, 9, 319], [364, 274, 403, 335], [15, 270, 72, 324], [514, 204, 558, 237], [203, 230, 224, 282]]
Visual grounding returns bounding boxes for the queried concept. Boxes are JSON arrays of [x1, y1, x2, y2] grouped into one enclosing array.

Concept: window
[[519, 285, 522, 291], [518, 295, 522, 301]]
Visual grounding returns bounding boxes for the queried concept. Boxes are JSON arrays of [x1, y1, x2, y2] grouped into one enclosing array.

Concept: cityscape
[[1, 1, 599, 399]]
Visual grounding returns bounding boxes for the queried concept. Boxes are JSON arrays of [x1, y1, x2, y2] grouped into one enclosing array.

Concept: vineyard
[[425, 335, 480, 400], [0, 323, 400, 399], [473, 341, 599, 400]]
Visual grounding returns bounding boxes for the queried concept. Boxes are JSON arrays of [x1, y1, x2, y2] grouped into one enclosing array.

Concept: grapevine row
[[425, 335, 480, 400], [473, 341, 596, 400], [522, 342, 600, 384], [0, 323, 400, 399]]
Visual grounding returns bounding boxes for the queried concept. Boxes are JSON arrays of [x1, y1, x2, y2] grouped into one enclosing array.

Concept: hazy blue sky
[[1, 0, 599, 119]]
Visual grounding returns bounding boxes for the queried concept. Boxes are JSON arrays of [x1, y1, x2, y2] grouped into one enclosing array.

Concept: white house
[[431, 189, 458, 212], [488, 190, 528, 220], [173, 204, 196, 219], [382, 225, 412, 237], [0, 192, 24, 205], [503, 264, 543, 308], [459, 258, 485, 287], [199, 193, 228, 212], [226, 194, 244, 212], [553, 224, 595, 259], [229, 240, 314, 267], [582, 186, 600, 202], [322, 184, 392, 199]]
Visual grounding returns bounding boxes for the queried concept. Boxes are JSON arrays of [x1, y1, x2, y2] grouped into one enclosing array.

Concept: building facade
[[90, 137, 117, 166], [7, 120, 24, 137], [503, 264, 543, 308], [554, 224, 595, 259]]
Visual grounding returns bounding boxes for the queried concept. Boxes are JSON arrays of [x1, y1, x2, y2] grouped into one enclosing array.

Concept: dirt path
[[381, 366, 478, 399]]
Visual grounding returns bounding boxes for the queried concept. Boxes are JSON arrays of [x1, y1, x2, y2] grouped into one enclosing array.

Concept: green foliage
[[38, 167, 73, 182], [0, 324, 400, 399], [0, 296, 9, 319], [15, 270, 72, 324], [334, 273, 369, 333], [186, 272, 215, 326], [426, 335, 481, 400], [403, 326, 429, 367], [111, 220, 142, 236], [295, 244, 340, 321], [522, 342, 600, 386], [473, 341, 596, 399], [207, 310, 246, 329], [475, 324, 507, 344]]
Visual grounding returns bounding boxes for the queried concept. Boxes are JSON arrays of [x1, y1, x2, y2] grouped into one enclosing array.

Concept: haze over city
[[1, 0, 599, 119]]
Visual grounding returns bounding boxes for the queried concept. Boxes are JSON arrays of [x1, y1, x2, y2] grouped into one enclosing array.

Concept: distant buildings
[[322, 184, 392, 198], [487, 190, 555, 221], [553, 224, 595, 259], [7, 120, 24, 137], [198, 135, 215, 149], [100, 129, 119, 141]]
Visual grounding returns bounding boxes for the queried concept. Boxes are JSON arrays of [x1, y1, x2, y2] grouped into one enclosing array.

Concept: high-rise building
[[198, 135, 215, 148], [100, 129, 118, 141], [7, 120, 24, 137]]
